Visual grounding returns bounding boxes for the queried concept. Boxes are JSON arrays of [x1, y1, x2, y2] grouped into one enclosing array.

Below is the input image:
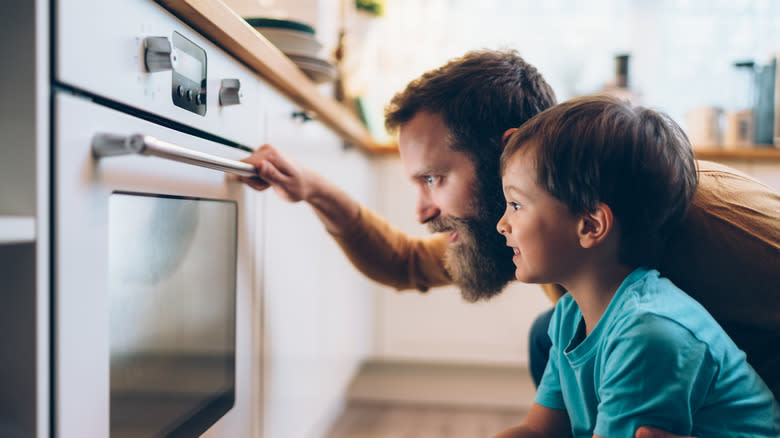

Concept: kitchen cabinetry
[[258, 87, 377, 438], [1, 0, 376, 437], [0, 0, 50, 437]]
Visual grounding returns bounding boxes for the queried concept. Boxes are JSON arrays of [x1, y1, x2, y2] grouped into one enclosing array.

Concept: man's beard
[[428, 196, 516, 303]]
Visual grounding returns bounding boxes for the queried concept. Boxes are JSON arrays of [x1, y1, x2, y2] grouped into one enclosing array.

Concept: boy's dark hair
[[385, 49, 557, 211], [501, 94, 698, 268]]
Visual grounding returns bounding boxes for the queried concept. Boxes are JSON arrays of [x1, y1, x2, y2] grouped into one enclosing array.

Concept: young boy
[[494, 94, 780, 438]]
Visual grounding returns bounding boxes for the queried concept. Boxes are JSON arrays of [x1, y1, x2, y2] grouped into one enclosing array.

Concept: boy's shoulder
[[552, 269, 721, 347], [605, 269, 735, 356]]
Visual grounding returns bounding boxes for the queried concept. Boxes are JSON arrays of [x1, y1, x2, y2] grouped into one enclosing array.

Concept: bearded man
[[238, 50, 780, 438]]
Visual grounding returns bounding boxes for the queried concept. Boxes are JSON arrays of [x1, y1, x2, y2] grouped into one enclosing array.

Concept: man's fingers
[[236, 175, 270, 191], [256, 160, 288, 186], [240, 144, 276, 167], [258, 146, 296, 177]]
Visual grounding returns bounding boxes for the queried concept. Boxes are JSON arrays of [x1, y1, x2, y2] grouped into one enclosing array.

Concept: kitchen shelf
[[694, 146, 780, 161], [156, 0, 397, 155], [0, 216, 36, 244]]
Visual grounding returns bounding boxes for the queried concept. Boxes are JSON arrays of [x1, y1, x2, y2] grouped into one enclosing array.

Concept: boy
[[494, 94, 780, 438]]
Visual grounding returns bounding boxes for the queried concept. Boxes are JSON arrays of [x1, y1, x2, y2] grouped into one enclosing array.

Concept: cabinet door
[[258, 88, 375, 438]]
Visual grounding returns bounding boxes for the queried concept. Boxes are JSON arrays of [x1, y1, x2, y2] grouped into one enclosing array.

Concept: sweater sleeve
[[328, 204, 452, 292]]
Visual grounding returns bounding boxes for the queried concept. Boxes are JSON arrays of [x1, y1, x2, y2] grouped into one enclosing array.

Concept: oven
[[53, 1, 263, 436]]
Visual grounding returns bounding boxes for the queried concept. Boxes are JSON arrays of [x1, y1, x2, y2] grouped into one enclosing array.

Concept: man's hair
[[385, 49, 557, 210], [501, 94, 698, 268]]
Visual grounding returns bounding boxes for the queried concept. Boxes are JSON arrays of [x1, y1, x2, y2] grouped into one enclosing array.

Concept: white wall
[[349, 0, 780, 143]]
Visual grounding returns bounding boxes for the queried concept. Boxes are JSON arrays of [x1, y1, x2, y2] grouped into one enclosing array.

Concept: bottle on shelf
[[723, 60, 755, 149], [601, 53, 641, 105]]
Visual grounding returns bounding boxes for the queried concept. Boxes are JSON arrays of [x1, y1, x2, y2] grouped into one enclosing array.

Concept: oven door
[[54, 92, 257, 438]]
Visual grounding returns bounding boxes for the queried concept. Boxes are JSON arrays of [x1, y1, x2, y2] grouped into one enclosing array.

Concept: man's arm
[[237, 143, 361, 234], [237, 144, 452, 291], [491, 403, 570, 438]]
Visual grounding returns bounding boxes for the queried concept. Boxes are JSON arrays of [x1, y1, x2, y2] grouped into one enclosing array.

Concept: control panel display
[[171, 32, 207, 116]]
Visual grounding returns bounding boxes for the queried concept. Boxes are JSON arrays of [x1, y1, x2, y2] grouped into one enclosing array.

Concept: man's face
[[398, 111, 515, 302]]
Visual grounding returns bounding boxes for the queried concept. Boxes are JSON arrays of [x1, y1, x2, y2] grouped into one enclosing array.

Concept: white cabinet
[[258, 87, 376, 438], [0, 0, 50, 437]]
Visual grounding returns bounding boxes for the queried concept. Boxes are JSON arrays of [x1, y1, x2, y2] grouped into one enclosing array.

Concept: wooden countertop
[[694, 146, 780, 162], [155, 0, 780, 162], [156, 0, 398, 155]]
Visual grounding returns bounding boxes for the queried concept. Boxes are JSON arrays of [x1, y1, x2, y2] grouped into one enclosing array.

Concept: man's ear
[[578, 202, 614, 249]]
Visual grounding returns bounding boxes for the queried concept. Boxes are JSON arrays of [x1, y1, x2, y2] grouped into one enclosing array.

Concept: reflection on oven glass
[[108, 192, 237, 437]]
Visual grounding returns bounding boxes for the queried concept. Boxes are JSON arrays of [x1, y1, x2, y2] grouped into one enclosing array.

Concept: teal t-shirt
[[535, 268, 780, 438]]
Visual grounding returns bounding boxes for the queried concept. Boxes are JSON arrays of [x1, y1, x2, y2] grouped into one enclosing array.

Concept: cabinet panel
[[259, 89, 375, 438], [0, 244, 37, 438]]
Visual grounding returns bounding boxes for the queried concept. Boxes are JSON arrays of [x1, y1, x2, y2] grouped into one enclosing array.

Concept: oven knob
[[219, 79, 242, 106], [143, 36, 173, 73]]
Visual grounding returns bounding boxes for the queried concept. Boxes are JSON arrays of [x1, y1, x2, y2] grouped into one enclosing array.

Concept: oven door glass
[[108, 192, 237, 437]]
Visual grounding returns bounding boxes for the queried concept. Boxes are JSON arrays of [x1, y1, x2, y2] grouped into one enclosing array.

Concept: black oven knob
[[143, 36, 173, 73], [219, 78, 242, 106]]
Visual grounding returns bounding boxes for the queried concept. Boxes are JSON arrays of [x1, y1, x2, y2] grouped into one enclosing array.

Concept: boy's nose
[[497, 214, 509, 234]]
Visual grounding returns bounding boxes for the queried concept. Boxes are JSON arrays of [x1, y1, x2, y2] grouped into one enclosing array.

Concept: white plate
[[255, 27, 323, 57], [287, 54, 337, 84]]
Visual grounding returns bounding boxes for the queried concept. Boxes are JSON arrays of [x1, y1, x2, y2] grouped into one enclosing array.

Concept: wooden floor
[[324, 402, 527, 438], [323, 361, 533, 438]]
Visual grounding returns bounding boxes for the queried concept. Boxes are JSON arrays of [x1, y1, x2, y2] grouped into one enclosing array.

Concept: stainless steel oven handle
[[91, 133, 258, 178]]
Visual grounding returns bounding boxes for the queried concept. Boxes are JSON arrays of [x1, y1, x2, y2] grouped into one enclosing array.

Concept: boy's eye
[[509, 202, 522, 211]]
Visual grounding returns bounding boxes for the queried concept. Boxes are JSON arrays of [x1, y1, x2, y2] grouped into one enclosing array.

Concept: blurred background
[[227, 0, 780, 436], [231, 0, 780, 148]]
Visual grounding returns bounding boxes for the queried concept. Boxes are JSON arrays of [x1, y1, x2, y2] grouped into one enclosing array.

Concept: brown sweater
[[331, 160, 780, 400]]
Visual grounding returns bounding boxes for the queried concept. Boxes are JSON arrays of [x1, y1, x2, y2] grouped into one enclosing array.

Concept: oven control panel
[[57, 0, 263, 147], [143, 32, 207, 116]]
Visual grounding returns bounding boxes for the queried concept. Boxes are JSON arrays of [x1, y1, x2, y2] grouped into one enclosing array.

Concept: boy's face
[[497, 147, 583, 285]]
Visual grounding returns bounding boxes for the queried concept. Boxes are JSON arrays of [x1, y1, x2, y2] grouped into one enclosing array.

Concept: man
[[237, 50, 780, 436]]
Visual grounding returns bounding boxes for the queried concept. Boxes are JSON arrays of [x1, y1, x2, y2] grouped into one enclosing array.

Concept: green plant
[[355, 0, 384, 16]]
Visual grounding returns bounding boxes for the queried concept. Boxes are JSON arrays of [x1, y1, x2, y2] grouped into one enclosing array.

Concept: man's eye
[[425, 176, 438, 185]]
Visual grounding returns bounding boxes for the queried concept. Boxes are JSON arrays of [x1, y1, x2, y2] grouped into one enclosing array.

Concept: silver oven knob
[[219, 79, 242, 106], [143, 36, 173, 72]]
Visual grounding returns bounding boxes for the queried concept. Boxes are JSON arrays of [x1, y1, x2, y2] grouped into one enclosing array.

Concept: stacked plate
[[246, 17, 337, 84]]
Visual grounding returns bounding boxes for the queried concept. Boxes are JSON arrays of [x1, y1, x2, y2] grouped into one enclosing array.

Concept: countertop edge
[[157, 0, 397, 155]]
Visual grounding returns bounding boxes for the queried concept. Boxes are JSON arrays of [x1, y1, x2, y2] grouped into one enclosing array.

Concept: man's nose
[[416, 192, 440, 224]]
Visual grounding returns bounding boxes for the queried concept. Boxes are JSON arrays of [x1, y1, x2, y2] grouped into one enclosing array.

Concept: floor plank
[[346, 360, 536, 410], [324, 402, 527, 438]]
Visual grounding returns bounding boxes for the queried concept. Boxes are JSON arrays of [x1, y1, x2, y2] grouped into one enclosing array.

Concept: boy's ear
[[578, 202, 614, 249]]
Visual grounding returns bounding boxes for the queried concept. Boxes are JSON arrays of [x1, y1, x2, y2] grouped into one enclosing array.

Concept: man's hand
[[235, 143, 360, 234], [236, 144, 314, 203], [635, 426, 695, 438]]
